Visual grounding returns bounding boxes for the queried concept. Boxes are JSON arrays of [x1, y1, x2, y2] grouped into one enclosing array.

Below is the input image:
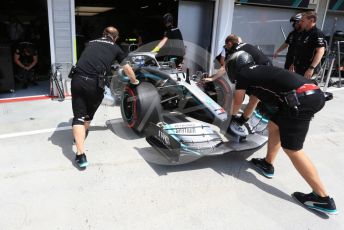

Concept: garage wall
[[232, 5, 299, 56], [48, 0, 74, 64], [48, 0, 76, 96], [178, 0, 215, 72], [323, 11, 344, 36], [214, 0, 235, 55]]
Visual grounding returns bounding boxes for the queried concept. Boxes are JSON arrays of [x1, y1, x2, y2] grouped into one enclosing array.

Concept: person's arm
[[273, 43, 289, 59], [219, 48, 226, 66], [152, 37, 168, 52], [220, 56, 225, 67], [27, 55, 38, 70], [304, 47, 325, 79], [122, 64, 139, 84], [203, 66, 226, 82], [14, 53, 26, 69]]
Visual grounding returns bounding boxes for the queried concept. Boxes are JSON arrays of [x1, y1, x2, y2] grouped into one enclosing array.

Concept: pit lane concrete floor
[[0, 88, 344, 230]]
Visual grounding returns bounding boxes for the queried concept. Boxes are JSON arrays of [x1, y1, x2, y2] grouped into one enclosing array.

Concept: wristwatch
[[309, 65, 315, 70]]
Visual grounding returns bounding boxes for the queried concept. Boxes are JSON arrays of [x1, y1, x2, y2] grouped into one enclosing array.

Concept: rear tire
[[121, 82, 162, 133]]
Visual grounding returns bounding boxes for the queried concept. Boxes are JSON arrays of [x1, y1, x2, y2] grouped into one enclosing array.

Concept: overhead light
[[75, 12, 98, 16], [75, 6, 115, 16], [140, 5, 149, 9]]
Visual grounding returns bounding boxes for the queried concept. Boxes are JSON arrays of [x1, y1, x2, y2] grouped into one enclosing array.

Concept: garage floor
[[0, 88, 343, 229], [0, 80, 50, 99]]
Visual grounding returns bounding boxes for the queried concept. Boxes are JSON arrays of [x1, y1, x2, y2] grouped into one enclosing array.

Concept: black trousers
[[15, 68, 35, 86]]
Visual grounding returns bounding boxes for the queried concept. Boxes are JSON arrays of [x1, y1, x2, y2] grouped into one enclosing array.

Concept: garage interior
[[0, 0, 183, 99], [0, 0, 51, 98], [74, 0, 180, 57]]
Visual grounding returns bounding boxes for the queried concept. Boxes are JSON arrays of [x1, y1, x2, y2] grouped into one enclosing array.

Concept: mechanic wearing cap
[[226, 51, 337, 215], [273, 13, 303, 70], [152, 13, 185, 67], [71, 26, 139, 169], [292, 11, 326, 79]]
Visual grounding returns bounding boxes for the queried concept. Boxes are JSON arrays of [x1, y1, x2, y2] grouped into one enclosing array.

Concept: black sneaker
[[73, 129, 89, 145], [251, 158, 274, 178], [292, 192, 338, 215], [75, 153, 89, 168]]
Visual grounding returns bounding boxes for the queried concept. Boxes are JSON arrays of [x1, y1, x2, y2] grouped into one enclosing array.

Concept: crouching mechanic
[[71, 26, 139, 168], [226, 51, 338, 215]]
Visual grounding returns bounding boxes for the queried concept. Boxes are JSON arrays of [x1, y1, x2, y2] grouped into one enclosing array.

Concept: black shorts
[[71, 75, 104, 123], [270, 91, 325, 151]]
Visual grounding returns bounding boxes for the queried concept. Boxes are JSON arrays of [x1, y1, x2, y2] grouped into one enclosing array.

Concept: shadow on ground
[[136, 146, 329, 219], [48, 120, 108, 171], [106, 118, 145, 140]]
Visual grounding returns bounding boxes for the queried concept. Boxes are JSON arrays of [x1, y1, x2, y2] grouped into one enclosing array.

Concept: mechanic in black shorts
[[152, 13, 185, 67], [226, 51, 337, 215], [273, 13, 303, 70], [71, 26, 139, 168], [292, 11, 326, 78]]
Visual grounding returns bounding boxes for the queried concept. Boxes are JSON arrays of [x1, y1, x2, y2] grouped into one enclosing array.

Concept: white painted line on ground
[[327, 87, 344, 92], [0, 126, 72, 140]]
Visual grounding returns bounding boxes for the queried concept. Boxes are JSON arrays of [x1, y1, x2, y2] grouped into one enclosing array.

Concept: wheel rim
[[214, 79, 231, 110], [122, 87, 137, 127]]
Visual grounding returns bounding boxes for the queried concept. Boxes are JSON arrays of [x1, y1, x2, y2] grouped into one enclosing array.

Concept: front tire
[[121, 82, 162, 133]]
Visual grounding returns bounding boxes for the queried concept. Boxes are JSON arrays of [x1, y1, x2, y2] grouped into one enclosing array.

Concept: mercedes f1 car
[[112, 52, 268, 164]]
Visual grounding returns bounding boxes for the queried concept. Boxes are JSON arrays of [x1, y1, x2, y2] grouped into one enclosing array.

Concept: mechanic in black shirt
[[14, 42, 38, 88], [292, 11, 326, 78], [204, 34, 272, 122], [273, 13, 303, 69], [204, 34, 272, 83], [71, 26, 139, 168], [226, 51, 337, 215], [152, 13, 185, 67], [218, 35, 243, 67]]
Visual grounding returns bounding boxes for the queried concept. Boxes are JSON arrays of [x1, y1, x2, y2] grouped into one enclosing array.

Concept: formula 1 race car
[[112, 52, 268, 164]]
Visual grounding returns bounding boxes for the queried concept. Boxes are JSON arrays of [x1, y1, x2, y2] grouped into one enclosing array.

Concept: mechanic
[[291, 11, 326, 78], [204, 34, 272, 83], [203, 34, 272, 131], [273, 13, 303, 70], [71, 26, 139, 168], [217, 35, 243, 67], [226, 51, 337, 215], [14, 42, 38, 88], [152, 13, 185, 67]]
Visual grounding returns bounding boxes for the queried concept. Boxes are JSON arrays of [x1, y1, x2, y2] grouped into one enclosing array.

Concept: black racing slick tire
[[121, 82, 162, 133], [213, 78, 232, 111], [204, 78, 232, 111]]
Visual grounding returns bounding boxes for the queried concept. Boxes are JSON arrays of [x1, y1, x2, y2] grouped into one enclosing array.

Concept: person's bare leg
[[284, 148, 328, 197], [73, 125, 85, 155], [265, 121, 281, 164]]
